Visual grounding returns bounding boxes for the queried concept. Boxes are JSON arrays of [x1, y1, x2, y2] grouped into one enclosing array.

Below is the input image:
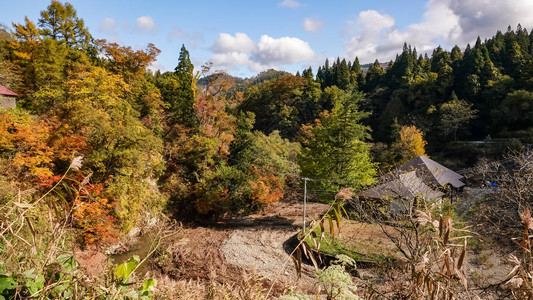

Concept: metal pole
[[303, 177, 308, 235]]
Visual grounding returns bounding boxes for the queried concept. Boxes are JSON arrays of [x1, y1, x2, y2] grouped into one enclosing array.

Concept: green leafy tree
[[350, 57, 365, 88], [439, 98, 477, 140], [63, 66, 164, 230], [493, 89, 533, 136], [299, 86, 376, 198], [337, 58, 351, 90], [240, 74, 320, 139], [0, 25, 19, 89], [8, 17, 41, 95]]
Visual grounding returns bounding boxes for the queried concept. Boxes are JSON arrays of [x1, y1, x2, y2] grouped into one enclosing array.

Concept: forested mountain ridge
[[238, 25, 533, 168]]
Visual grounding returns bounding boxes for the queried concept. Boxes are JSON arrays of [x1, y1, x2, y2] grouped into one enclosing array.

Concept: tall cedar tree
[[173, 44, 198, 128]]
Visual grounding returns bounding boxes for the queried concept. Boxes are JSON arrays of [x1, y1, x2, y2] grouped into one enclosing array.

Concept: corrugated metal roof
[[0, 85, 18, 97]]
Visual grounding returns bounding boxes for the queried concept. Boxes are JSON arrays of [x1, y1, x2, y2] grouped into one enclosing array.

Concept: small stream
[[109, 233, 157, 276]]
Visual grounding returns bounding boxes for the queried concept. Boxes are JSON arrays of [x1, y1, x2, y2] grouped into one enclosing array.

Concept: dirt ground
[[77, 189, 520, 299], [218, 201, 330, 291], [73, 245, 108, 278], [145, 200, 331, 298]]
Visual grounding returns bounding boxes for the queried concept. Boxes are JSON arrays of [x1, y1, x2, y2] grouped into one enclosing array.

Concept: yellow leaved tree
[[394, 125, 428, 164]]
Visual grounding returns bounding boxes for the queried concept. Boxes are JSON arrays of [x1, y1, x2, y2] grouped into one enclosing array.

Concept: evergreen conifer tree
[[174, 44, 198, 128]]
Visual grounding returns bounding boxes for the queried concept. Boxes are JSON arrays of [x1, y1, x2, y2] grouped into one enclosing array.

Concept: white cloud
[[359, 10, 395, 32], [136, 16, 156, 32], [212, 52, 252, 66], [148, 60, 170, 73], [343, 0, 533, 64], [168, 27, 204, 48], [278, 0, 301, 9], [209, 32, 315, 73], [169, 27, 185, 38], [447, 0, 533, 44], [303, 18, 323, 32], [211, 32, 256, 54], [254, 35, 315, 64], [98, 17, 116, 34], [344, 10, 396, 63]]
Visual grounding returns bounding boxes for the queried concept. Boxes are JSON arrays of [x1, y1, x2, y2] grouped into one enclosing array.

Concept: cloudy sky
[[2, 0, 533, 77]]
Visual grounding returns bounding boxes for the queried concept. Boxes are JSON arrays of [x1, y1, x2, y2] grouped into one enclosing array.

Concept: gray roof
[[360, 171, 444, 201], [394, 156, 465, 188]]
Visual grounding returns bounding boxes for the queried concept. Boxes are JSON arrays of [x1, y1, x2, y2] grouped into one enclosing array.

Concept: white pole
[[303, 177, 308, 234]]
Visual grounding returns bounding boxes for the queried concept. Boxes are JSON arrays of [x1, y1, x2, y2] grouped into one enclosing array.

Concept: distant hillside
[[245, 69, 291, 86], [197, 69, 292, 92], [360, 62, 390, 73]]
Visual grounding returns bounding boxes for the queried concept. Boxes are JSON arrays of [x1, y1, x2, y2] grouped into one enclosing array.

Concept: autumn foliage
[[0, 110, 86, 180], [396, 125, 428, 162], [72, 181, 118, 244]]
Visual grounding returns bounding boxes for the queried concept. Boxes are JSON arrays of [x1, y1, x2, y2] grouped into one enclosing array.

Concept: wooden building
[[0, 85, 17, 109]]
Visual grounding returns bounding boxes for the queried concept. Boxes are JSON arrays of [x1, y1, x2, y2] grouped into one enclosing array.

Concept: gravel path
[[220, 201, 330, 287]]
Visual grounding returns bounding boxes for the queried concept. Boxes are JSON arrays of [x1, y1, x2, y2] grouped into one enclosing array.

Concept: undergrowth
[[0, 157, 159, 299]]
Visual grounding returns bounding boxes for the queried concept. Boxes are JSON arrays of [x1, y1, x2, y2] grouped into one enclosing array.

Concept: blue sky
[[2, 0, 533, 77]]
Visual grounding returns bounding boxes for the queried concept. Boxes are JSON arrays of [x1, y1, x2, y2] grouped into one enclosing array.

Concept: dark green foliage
[[364, 60, 385, 92], [317, 57, 366, 91], [304, 24, 533, 167], [493, 90, 533, 136], [239, 74, 322, 139], [171, 45, 198, 128]]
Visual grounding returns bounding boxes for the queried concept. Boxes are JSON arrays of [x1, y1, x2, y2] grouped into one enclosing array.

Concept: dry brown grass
[[152, 267, 291, 299], [152, 225, 295, 299]]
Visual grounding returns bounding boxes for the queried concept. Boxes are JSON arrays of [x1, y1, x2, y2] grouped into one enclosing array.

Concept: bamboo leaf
[[333, 207, 342, 232], [62, 182, 74, 200], [444, 255, 451, 276], [438, 215, 443, 237], [53, 189, 69, 209], [320, 219, 325, 242], [24, 216, 36, 249], [431, 282, 437, 300], [296, 247, 302, 278], [340, 204, 349, 219], [311, 231, 318, 250], [443, 227, 450, 245], [303, 242, 318, 269], [13, 201, 32, 209], [300, 243, 309, 260], [457, 239, 467, 270], [291, 255, 301, 279], [327, 214, 335, 241]]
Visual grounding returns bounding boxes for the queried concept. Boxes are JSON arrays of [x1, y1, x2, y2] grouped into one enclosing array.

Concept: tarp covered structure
[[359, 171, 444, 201], [394, 156, 465, 188], [358, 156, 464, 212]]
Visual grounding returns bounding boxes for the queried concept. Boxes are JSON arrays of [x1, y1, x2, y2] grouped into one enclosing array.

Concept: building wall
[[0, 95, 16, 109]]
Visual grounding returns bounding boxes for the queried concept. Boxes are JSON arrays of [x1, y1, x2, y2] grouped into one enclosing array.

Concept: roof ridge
[[0, 85, 18, 97]]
